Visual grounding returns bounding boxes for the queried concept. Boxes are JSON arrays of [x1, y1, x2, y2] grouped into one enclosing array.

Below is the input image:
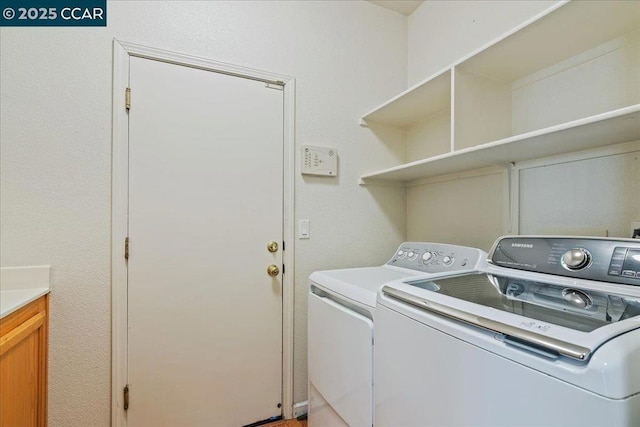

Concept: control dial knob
[[422, 252, 433, 262], [562, 289, 593, 309], [561, 248, 591, 270]]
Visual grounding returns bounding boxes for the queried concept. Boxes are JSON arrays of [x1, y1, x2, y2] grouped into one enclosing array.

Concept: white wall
[[518, 146, 640, 238], [0, 2, 407, 425], [407, 169, 508, 251]]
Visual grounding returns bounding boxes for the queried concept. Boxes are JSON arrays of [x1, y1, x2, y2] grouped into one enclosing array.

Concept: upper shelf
[[359, 1, 640, 129], [360, 69, 450, 128], [360, 105, 640, 183], [459, 0, 640, 82]]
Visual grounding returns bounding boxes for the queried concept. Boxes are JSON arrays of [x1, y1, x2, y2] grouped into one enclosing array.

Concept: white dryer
[[308, 242, 486, 427], [375, 236, 640, 427]]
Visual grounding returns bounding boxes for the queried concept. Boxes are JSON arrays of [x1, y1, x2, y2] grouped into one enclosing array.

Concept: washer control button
[[397, 250, 406, 258], [443, 256, 454, 266], [422, 252, 433, 262], [407, 251, 417, 260], [561, 248, 591, 270]]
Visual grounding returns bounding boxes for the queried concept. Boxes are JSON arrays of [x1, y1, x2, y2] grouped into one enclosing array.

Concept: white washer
[[308, 242, 486, 427], [376, 236, 640, 427]]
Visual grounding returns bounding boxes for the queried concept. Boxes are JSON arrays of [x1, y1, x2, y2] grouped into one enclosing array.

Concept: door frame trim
[[111, 39, 296, 426]]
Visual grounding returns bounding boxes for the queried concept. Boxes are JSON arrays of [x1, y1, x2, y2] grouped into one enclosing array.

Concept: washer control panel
[[489, 236, 640, 286], [387, 242, 485, 273]]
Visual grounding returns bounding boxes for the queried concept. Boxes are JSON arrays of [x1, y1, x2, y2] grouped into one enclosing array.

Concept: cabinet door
[[0, 298, 48, 427]]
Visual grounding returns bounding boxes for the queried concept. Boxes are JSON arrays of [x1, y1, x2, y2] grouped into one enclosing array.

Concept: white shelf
[[359, 1, 640, 130], [360, 105, 640, 183], [360, 69, 450, 128], [459, 0, 639, 82], [359, 0, 640, 184]]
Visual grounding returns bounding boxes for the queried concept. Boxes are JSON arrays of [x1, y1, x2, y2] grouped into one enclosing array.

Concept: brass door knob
[[267, 241, 279, 253], [267, 265, 280, 277]]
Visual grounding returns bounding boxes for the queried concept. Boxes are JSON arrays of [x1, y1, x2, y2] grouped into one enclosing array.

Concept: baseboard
[[293, 400, 308, 418]]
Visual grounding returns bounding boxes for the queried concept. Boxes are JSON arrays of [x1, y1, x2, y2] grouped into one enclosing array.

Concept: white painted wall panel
[[518, 149, 640, 239], [407, 171, 507, 252], [512, 34, 640, 135], [406, 110, 450, 162], [0, 2, 407, 425]]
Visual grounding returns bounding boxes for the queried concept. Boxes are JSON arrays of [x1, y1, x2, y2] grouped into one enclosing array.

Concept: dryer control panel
[[387, 242, 486, 274], [489, 236, 640, 286]]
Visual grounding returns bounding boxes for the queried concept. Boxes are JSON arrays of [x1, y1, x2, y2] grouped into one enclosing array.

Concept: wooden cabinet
[[0, 295, 48, 427], [360, 1, 640, 183]]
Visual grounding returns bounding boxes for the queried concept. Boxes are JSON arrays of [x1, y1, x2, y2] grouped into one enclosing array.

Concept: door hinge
[[265, 82, 284, 91], [125, 87, 131, 111], [282, 264, 285, 274], [124, 237, 129, 260], [124, 385, 130, 410], [282, 241, 285, 251]]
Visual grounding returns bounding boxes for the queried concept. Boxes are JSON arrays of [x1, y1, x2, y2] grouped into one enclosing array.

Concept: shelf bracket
[[359, 177, 405, 187]]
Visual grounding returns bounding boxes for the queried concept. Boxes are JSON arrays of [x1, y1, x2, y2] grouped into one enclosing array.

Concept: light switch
[[299, 220, 310, 239], [301, 145, 338, 176]]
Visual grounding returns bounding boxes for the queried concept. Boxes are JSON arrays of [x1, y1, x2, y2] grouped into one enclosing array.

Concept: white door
[[127, 56, 284, 426]]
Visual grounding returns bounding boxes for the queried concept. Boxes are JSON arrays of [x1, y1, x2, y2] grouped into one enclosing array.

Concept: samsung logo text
[[511, 243, 534, 248]]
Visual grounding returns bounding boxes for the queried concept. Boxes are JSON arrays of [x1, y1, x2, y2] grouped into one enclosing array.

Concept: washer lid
[[384, 271, 640, 361], [423, 273, 640, 333]]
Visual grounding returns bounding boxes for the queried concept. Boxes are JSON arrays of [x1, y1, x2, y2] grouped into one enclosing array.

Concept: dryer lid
[[310, 266, 419, 308]]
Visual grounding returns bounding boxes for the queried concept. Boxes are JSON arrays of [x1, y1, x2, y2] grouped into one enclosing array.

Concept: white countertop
[[1, 266, 51, 318]]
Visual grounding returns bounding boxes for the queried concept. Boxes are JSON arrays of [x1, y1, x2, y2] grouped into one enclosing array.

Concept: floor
[[263, 418, 307, 427]]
